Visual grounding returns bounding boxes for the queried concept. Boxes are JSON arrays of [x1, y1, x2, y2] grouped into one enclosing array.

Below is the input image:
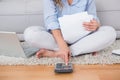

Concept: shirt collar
[[72, 0, 79, 5], [62, 0, 79, 5]]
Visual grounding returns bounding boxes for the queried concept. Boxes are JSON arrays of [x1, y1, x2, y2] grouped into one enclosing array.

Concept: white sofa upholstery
[[0, 0, 120, 38], [96, 0, 120, 38], [0, 0, 44, 33]]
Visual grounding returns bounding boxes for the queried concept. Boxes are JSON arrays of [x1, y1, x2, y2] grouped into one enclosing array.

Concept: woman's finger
[[67, 51, 71, 61], [83, 22, 91, 26], [86, 27, 96, 31], [64, 54, 69, 65]]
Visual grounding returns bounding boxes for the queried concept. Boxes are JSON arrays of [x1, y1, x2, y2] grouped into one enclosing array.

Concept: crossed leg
[[24, 26, 116, 57]]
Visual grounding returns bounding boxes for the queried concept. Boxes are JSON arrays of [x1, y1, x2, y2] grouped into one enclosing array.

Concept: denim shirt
[[44, 0, 98, 31]]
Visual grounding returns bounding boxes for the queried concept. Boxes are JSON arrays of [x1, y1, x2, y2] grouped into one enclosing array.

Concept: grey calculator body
[[55, 63, 73, 73]]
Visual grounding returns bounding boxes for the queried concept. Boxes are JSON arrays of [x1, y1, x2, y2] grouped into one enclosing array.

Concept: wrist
[[58, 41, 68, 49]]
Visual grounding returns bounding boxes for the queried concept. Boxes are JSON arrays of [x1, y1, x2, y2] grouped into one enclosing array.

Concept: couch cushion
[[97, 11, 120, 31], [95, 0, 120, 31], [0, 0, 43, 15], [95, 0, 120, 11], [0, 0, 44, 33], [0, 0, 26, 15]]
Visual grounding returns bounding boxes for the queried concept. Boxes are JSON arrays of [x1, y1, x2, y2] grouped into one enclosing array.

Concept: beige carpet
[[0, 40, 120, 65]]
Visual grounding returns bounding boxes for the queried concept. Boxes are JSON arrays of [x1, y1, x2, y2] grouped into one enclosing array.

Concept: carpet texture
[[0, 40, 120, 65]]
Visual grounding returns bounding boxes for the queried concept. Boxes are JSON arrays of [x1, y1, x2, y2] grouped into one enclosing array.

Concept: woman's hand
[[83, 19, 100, 31], [56, 45, 71, 65], [51, 29, 71, 65]]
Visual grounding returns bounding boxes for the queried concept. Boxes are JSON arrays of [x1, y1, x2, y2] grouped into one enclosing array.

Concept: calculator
[[54, 63, 73, 73]]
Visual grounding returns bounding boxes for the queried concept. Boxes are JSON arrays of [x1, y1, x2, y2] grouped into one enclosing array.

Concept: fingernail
[[66, 63, 68, 65]]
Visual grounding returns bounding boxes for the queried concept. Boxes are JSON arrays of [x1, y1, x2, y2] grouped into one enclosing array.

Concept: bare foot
[[92, 52, 98, 56], [36, 49, 57, 58], [36, 49, 45, 58]]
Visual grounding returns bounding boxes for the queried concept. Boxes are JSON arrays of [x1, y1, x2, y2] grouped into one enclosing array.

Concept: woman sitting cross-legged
[[24, 0, 116, 65]]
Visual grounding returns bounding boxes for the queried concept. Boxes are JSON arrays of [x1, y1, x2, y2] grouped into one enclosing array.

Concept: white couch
[[0, 0, 120, 38]]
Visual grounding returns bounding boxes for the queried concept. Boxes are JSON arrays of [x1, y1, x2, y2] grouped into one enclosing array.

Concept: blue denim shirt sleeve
[[86, 0, 100, 22], [43, 0, 60, 31]]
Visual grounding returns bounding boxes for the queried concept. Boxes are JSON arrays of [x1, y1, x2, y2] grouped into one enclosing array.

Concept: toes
[[92, 52, 98, 56], [36, 49, 45, 58], [36, 52, 41, 58]]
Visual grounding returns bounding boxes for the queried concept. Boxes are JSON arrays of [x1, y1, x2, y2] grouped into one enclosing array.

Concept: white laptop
[[0, 31, 37, 58]]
